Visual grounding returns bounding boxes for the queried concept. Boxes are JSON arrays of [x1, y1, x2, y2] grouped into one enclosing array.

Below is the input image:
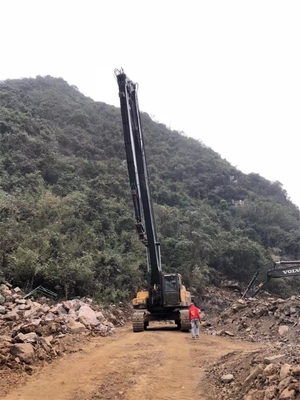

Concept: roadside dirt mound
[[205, 344, 300, 399], [200, 283, 300, 399], [205, 292, 300, 344]]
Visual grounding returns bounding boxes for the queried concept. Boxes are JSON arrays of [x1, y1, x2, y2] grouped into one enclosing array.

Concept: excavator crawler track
[[179, 310, 190, 332], [132, 312, 144, 332]]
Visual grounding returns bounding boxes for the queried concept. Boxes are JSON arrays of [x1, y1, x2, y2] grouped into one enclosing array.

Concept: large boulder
[[77, 305, 101, 327], [68, 318, 86, 333], [10, 343, 35, 364]]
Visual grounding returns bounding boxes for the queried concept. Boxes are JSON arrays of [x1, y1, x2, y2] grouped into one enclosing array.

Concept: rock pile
[[206, 346, 300, 399], [0, 282, 124, 370], [200, 284, 300, 399], [205, 294, 300, 344]]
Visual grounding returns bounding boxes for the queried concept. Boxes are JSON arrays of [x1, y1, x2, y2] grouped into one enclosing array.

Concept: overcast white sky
[[1, 0, 300, 207]]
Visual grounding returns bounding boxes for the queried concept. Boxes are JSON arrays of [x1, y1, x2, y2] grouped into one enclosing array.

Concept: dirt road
[[3, 324, 260, 400]]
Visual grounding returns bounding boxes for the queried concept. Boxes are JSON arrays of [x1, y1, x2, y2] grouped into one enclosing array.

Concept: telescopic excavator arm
[[115, 69, 162, 287]]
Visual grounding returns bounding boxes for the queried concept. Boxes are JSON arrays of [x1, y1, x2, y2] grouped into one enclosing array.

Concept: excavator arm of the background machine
[[242, 260, 300, 298]]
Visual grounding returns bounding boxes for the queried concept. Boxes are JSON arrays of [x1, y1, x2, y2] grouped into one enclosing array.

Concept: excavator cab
[[163, 274, 181, 306], [162, 273, 190, 307]]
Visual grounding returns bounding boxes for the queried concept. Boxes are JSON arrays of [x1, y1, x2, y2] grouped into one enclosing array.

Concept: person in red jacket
[[188, 300, 201, 339]]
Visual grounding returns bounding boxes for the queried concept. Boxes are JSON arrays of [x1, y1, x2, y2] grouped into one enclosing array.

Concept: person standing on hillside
[[188, 300, 201, 339]]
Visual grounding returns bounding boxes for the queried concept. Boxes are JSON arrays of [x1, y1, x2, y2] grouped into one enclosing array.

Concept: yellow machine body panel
[[132, 274, 191, 308], [180, 284, 191, 307], [132, 290, 148, 307]]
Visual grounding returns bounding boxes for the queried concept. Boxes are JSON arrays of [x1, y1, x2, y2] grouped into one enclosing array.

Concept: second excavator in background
[[242, 260, 300, 298]]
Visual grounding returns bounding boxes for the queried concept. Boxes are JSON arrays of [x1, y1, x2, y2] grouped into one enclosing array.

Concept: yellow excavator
[[115, 69, 191, 332]]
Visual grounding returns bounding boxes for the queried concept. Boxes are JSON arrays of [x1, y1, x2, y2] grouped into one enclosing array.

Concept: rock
[[2, 310, 19, 321], [67, 309, 77, 320], [278, 326, 289, 336], [263, 385, 276, 399], [95, 311, 104, 322], [277, 299, 286, 304], [44, 335, 53, 346], [41, 304, 50, 313], [243, 365, 264, 387], [62, 301, 72, 311], [0, 335, 12, 344], [244, 389, 265, 400], [278, 377, 292, 391], [103, 319, 114, 328], [38, 336, 53, 351], [5, 302, 16, 310], [267, 374, 278, 384], [2, 289, 12, 296], [69, 299, 82, 311], [97, 324, 109, 335], [77, 305, 101, 327], [224, 331, 235, 337], [21, 319, 42, 332], [44, 312, 56, 322], [280, 364, 291, 380], [10, 343, 35, 364], [24, 308, 38, 318], [24, 365, 34, 375], [14, 332, 38, 343], [57, 305, 68, 316], [0, 294, 5, 305], [36, 347, 48, 360], [289, 307, 297, 314], [0, 305, 6, 314], [264, 355, 286, 364], [279, 388, 295, 399], [291, 365, 300, 376], [49, 304, 60, 314], [221, 374, 234, 383], [263, 363, 277, 376], [68, 319, 86, 333]]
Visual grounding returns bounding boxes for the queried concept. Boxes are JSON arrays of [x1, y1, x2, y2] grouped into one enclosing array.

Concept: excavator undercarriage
[[132, 309, 190, 332]]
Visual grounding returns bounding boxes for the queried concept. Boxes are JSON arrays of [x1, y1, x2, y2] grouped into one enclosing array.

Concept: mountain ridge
[[0, 76, 299, 300]]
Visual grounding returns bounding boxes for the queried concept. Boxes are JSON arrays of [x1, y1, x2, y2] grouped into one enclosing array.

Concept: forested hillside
[[0, 76, 299, 300]]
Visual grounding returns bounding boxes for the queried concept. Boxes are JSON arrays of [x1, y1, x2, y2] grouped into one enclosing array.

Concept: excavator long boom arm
[[115, 69, 162, 286]]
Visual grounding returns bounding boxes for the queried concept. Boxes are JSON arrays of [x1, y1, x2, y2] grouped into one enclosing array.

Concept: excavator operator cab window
[[164, 275, 178, 293]]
